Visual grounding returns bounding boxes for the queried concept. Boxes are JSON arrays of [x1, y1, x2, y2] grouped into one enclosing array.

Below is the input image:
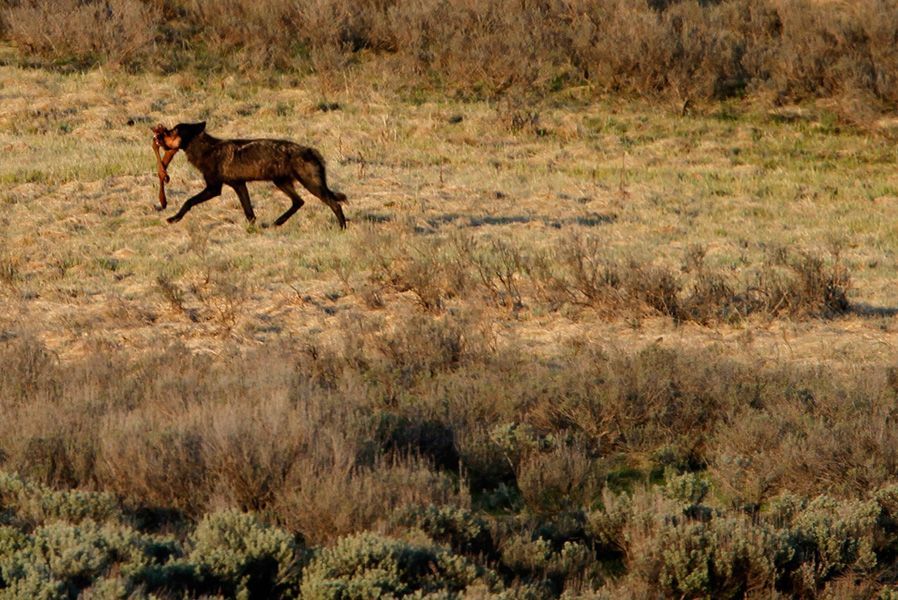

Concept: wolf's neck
[[184, 132, 219, 157]]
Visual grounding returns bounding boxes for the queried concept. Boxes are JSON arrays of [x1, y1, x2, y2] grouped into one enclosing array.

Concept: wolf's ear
[[177, 121, 206, 147]]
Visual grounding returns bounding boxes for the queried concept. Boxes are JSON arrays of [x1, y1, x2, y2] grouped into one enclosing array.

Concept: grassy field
[[3, 61, 898, 362], [5, 41, 898, 597]]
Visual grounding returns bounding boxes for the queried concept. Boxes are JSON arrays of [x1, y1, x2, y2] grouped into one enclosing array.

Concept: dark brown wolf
[[154, 122, 347, 229]]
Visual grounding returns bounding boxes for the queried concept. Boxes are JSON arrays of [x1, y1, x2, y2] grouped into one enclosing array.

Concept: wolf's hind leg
[[271, 178, 305, 226], [294, 172, 346, 229]]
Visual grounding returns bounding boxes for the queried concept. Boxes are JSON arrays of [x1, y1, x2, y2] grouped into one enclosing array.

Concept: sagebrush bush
[[628, 514, 785, 599], [393, 505, 493, 557], [187, 510, 302, 598], [0, 520, 179, 599], [0, 479, 312, 598], [500, 535, 596, 594], [786, 495, 879, 594], [0, 472, 120, 526], [300, 532, 493, 599]]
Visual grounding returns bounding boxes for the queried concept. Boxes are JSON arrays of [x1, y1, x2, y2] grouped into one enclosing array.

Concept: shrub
[[393, 505, 494, 557], [586, 490, 633, 555], [96, 417, 210, 517], [371, 235, 470, 313], [187, 510, 302, 599], [630, 515, 785, 599], [500, 535, 596, 593], [531, 237, 851, 322], [515, 445, 603, 514], [0, 472, 120, 526], [709, 369, 898, 504], [300, 532, 492, 599], [275, 456, 461, 546], [376, 414, 460, 472], [749, 251, 852, 318], [783, 496, 879, 594], [662, 470, 711, 507], [0, 520, 179, 599], [465, 237, 525, 310]]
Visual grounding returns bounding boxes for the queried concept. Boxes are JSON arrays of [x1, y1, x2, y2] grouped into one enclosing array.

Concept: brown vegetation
[[5, 0, 898, 108], [372, 232, 852, 323], [4, 316, 898, 595]]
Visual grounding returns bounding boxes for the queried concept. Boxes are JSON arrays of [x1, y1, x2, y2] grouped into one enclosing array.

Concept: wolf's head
[[154, 121, 206, 150]]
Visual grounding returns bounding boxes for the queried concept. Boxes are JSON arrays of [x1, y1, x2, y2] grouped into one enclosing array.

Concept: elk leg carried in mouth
[[151, 124, 178, 211]]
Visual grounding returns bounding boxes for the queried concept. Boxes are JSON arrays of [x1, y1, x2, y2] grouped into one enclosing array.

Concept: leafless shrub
[[680, 246, 740, 324], [0, 332, 59, 404], [276, 456, 461, 544], [190, 259, 251, 332], [515, 444, 603, 514], [529, 237, 684, 319], [0, 224, 21, 289], [749, 251, 852, 318], [386, 0, 565, 96], [460, 236, 525, 310], [176, 0, 299, 71], [370, 313, 468, 375], [353, 281, 383, 309], [628, 263, 682, 319], [175, 0, 393, 74], [97, 413, 210, 516], [529, 235, 627, 314], [496, 96, 544, 135], [203, 399, 304, 512], [0, 249, 19, 288], [156, 273, 187, 315], [6, 316, 898, 597], [371, 236, 468, 312], [709, 367, 898, 506], [531, 237, 850, 323], [682, 271, 738, 324]]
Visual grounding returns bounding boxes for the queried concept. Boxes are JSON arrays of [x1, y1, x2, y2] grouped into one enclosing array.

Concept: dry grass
[[2, 63, 897, 363]]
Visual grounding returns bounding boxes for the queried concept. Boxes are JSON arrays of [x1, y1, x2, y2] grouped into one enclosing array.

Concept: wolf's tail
[[297, 147, 347, 204]]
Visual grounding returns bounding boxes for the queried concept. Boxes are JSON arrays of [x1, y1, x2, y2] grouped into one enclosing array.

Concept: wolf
[[154, 122, 347, 228]]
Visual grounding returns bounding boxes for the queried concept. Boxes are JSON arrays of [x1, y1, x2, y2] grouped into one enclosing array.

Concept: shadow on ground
[[850, 303, 898, 318], [355, 211, 617, 231]]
